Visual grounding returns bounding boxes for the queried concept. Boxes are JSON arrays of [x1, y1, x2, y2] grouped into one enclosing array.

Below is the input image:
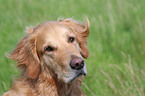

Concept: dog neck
[[35, 69, 85, 96]]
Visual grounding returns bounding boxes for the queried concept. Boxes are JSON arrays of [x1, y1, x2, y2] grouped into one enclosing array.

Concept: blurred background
[[0, 0, 145, 95]]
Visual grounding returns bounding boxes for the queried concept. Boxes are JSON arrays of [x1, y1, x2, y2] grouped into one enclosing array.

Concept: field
[[0, 0, 145, 96]]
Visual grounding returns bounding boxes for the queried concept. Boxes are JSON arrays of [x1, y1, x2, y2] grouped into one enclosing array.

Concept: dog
[[3, 18, 90, 96]]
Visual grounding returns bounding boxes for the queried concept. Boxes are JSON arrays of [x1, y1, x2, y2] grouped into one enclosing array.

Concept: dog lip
[[76, 69, 87, 77], [68, 69, 87, 83], [80, 69, 87, 76], [83, 72, 87, 76]]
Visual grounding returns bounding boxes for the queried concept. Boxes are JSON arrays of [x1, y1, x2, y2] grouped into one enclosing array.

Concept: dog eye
[[45, 46, 54, 52], [69, 37, 75, 43]]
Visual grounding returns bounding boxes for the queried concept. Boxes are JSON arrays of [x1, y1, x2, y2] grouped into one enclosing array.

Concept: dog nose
[[70, 57, 84, 70]]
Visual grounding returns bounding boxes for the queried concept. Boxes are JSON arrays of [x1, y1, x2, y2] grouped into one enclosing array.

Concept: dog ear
[[77, 19, 90, 59], [8, 28, 40, 79], [59, 18, 90, 58]]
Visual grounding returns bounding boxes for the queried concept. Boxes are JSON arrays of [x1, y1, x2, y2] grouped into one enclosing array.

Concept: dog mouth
[[63, 63, 87, 83], [69, 67, 87, 82], [76, 70, 87, 78]]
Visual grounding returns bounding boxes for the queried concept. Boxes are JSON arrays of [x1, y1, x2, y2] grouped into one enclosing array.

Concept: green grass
[[0, 0, 145, 96]]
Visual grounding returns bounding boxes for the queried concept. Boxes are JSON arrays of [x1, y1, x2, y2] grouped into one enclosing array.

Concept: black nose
[[70, 57, 84, 70]]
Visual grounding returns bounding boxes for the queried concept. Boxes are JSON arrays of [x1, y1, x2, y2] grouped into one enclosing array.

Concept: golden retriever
[[3, 18, 90, 96]]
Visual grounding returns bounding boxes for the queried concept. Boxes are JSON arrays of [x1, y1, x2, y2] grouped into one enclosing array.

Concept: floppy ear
[[8, 28, 40, 79], [59, 18, 90, 58], [76, 19, 90, 59]]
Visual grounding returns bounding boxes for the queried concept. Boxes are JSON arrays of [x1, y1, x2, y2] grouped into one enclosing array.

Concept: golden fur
[[3, 18, 90, 96]]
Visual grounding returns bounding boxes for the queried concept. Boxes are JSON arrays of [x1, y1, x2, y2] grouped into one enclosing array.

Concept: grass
[[0, 0, 145, 95]]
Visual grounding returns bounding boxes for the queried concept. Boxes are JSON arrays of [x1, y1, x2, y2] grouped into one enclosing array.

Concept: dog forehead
[[36, 23, 74, 48], [41, 23, 72, 36]]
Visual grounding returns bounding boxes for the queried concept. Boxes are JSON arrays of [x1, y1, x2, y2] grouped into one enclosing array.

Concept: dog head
[[9, 18, 90, 83]]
